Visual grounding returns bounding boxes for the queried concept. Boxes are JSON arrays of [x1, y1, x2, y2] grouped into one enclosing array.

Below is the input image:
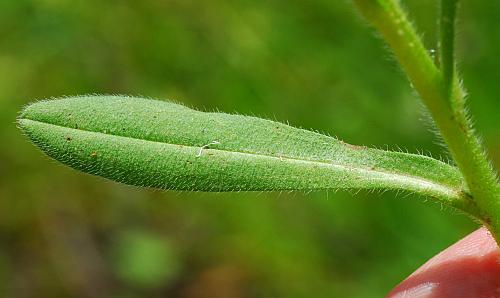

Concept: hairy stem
[[353, 0, 500, 240]]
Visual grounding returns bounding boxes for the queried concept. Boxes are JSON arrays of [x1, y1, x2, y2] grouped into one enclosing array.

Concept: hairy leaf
[[18, 95, 473, 212]]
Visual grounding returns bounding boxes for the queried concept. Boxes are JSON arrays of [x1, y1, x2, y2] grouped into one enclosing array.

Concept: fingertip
[[388, 227, 500, 298]]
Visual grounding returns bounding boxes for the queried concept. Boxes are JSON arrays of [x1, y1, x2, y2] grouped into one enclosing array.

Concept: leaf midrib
[[21, 117, 462, 200]]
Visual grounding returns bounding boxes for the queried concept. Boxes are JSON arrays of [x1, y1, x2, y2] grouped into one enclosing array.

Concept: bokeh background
[[1, 0, 499, 297]]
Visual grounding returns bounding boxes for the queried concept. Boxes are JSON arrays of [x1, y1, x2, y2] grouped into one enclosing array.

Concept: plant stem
[[352, 0, 500, 241], [440, 0, 458, 96]]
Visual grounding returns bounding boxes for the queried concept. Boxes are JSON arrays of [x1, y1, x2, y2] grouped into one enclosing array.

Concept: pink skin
[[388, 227, 500, 298]]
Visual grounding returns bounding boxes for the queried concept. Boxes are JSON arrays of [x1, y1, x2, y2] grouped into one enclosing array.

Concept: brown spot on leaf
[[345, 143, 367, 150]]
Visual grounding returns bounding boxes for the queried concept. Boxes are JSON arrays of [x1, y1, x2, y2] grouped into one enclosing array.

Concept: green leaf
[[18, 95, 474, 213]]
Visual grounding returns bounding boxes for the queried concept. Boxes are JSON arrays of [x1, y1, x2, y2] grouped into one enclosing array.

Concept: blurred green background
[[1, 0, 499, 297]]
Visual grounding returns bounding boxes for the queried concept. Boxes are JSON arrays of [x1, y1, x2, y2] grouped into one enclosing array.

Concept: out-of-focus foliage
[[0, 0, 498, 297]]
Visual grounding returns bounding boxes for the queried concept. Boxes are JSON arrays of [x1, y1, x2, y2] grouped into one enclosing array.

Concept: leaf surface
[[18, 96, 472, 211]]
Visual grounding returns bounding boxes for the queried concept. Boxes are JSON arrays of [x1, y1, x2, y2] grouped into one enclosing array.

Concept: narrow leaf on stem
[[18, 95, 477, 216], [353, 0, 500, 240]]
